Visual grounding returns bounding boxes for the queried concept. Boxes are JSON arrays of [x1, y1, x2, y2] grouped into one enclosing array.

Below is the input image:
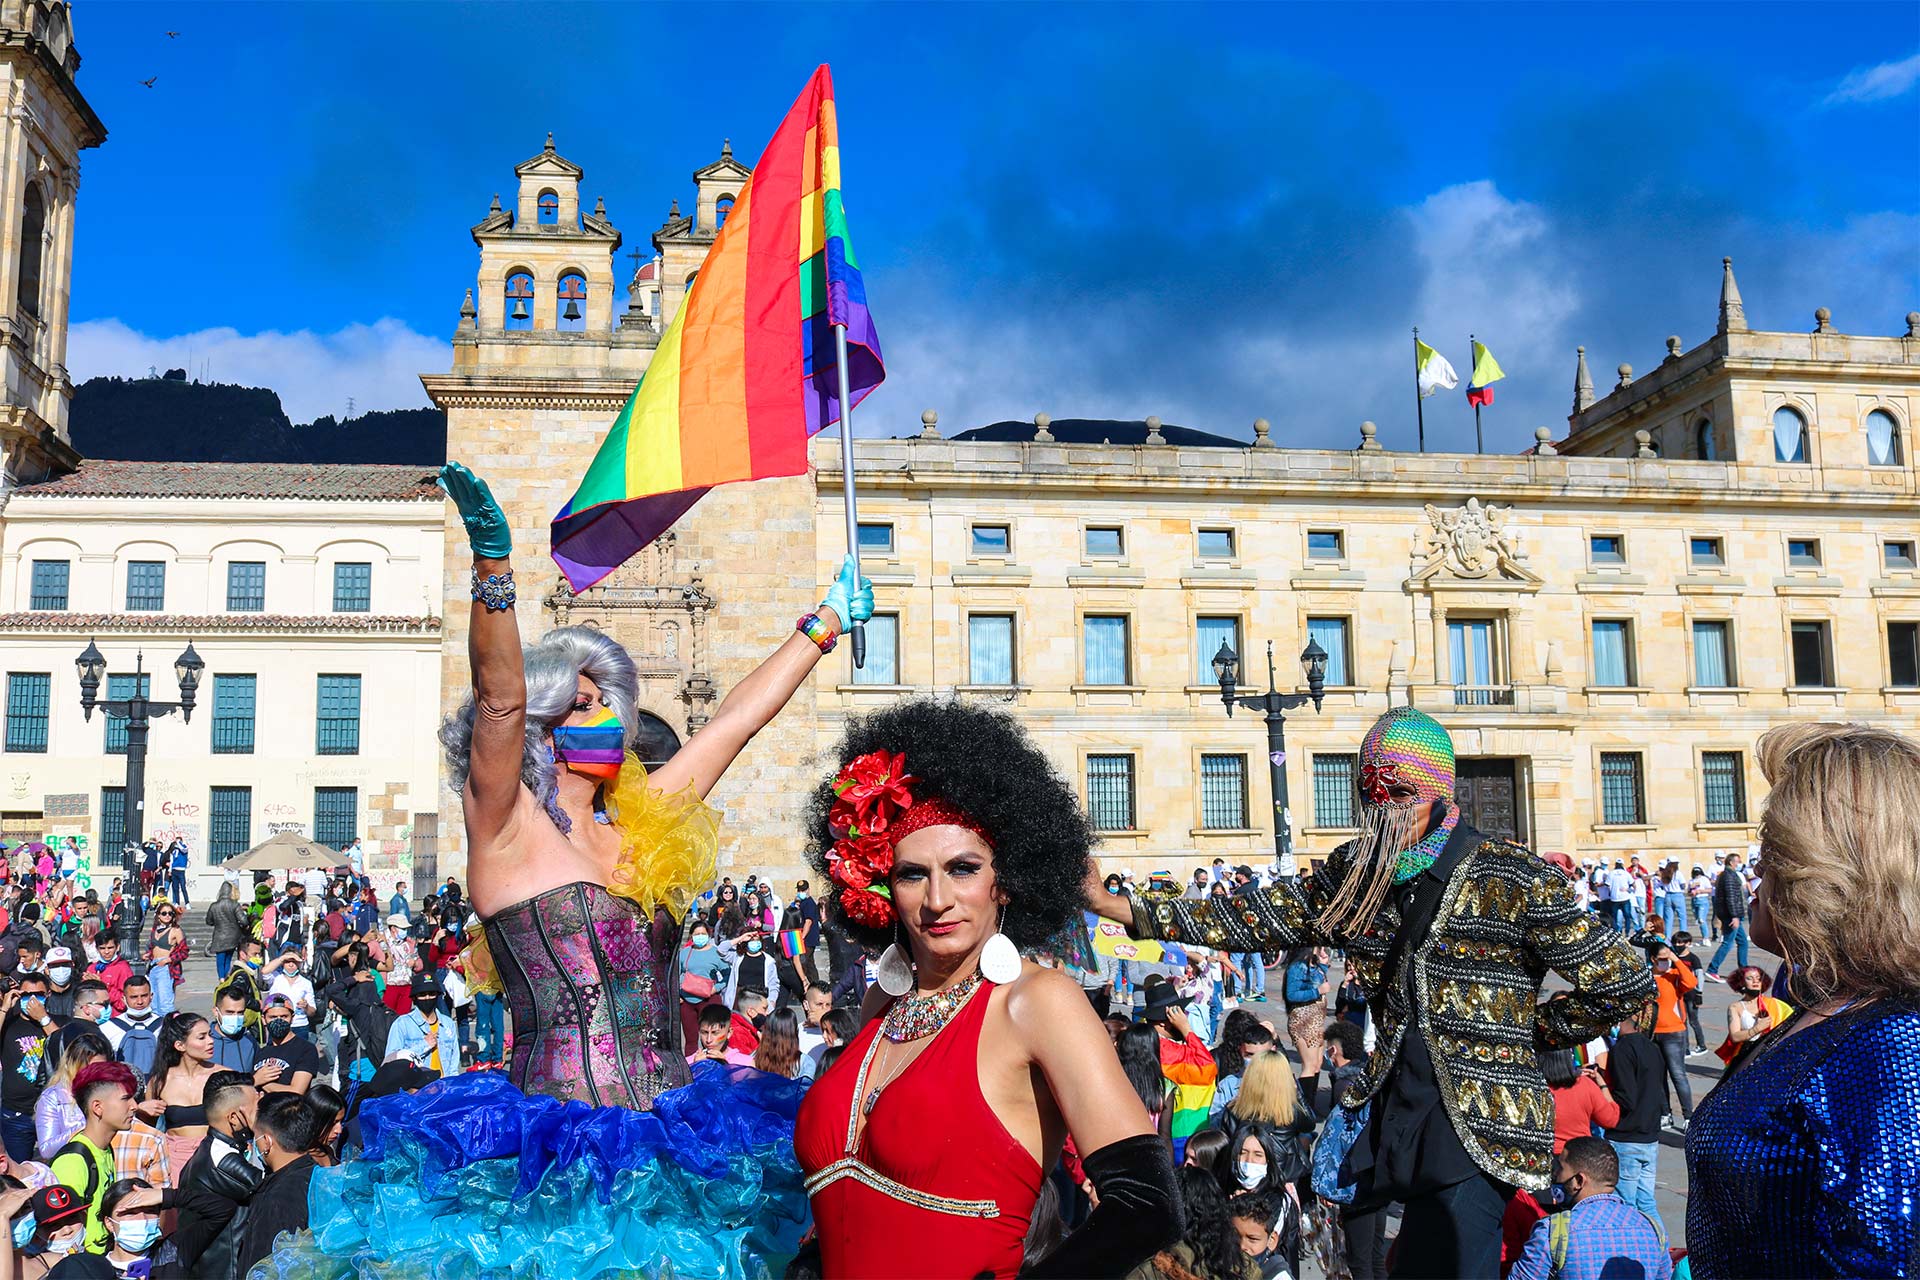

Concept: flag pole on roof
[[1465, 336, 1505, 455], [1414, 328, 1458, 453]]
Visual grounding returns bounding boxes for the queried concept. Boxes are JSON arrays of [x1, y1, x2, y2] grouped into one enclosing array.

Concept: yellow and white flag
[[1416, 338, 1459, 398]]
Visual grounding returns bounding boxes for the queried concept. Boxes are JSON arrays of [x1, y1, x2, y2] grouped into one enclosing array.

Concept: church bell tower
[[0, 0, 103, 492]]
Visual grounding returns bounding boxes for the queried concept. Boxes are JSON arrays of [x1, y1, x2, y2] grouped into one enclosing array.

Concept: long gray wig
[[439, 626, 639, 833]]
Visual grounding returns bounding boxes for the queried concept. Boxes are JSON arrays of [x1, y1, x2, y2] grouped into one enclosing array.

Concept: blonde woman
[[1687, 723, 1920, 1277], [1218, 1052, 1313, 1275]]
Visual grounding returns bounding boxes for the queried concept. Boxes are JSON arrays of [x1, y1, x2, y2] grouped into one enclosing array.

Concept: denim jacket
[[383, 1009, 460, 1076]]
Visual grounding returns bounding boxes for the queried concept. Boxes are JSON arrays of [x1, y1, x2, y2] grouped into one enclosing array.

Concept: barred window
[[316, 675, 361, 755], [853, 614, 899, 685], [1199, 754, 1247, 829], [1086, 754, 1135, 831], [332, 563, 371, 613], [212, 674, 256, 754], [105, 674, 149, 754], [1701, 752, 1747, 824], [209, 787, 251, 863], [29, 560, 68, 610], [125, 561, 166, 612], [313, 787, 357, 850], [226, 562, 266, 612], [101, 787, 126, 856], [1313, 753, 1358, 829], [5, 673, 50, 752], [1600, 752, 1645, 826]]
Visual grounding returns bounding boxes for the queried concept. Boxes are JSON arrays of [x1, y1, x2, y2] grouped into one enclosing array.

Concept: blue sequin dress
[[1686, 996, 1920, 1278]]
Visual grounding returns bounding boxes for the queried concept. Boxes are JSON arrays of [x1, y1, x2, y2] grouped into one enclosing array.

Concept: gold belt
[[804, 1157, 1001, 1219]]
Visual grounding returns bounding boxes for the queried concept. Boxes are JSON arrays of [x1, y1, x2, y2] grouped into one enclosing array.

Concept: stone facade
[[431, 143, 1919, 891], [0, 1, 103, 492], [0, 462, 447, 897]]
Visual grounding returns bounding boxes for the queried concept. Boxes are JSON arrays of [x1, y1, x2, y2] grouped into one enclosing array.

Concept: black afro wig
[[806, 696, 1095, 952]]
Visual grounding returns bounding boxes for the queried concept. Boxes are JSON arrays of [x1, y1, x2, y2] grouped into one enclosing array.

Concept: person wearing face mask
[[42, 949, 78, 1022], [2, 974, 60, 1162], [21, 1183, 92, 1273], [232, 1092, 320, 1277], [676, 920, 731, 1050], [207, 992, 259, 1075], [383, 975, 459, 1078], [255, 997, 318, 1095], [723, 933, 780, 1012], [42, 984, 110, 1082], [161, 1071, 262, 1280], [1098, 706, 1652, 1280], [44, 1178, 163, 1279], [1508, 1138, 1669, 1280]]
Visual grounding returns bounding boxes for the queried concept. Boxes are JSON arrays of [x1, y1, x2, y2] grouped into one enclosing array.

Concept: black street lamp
[[1213, 637, 1328, 877], [77, 640, 203, 866]]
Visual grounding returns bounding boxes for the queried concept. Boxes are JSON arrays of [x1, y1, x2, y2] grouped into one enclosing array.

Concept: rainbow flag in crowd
[[552, 64, 886, 590], [778, 929, 808, 958]]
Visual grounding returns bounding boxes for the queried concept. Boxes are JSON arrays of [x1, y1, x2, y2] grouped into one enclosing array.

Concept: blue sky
[[66, 2, 1920, 449]]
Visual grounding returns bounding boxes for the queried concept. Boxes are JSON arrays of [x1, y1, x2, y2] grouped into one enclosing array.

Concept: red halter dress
[[795, 979, 1044, 1279]]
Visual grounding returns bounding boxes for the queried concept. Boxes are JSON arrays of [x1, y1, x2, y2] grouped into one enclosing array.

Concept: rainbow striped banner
[[778, 929, 808, 958], [552, 64, 885, 590]]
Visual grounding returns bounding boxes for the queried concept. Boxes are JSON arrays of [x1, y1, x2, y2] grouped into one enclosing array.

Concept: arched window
[[16, 185, 45, 318], [537, 189, 559, 225], [504, 271, 535, 331], [1772, 406, 1808, 463], [715, 194, 735, 229], [557, 271, 587, 332], [1866, 409, 1904, 467], [1695, 418, 1717, 460], [630, 711, 682, 772]]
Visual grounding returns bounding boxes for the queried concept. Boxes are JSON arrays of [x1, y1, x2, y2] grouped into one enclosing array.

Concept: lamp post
[[76, 640, 203, 864], [1213, 637, 1328, 878]]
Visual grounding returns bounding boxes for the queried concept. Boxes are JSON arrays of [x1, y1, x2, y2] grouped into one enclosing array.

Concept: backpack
[[53, 1137, 104, 1207], [111, 1015, 160, 1081]]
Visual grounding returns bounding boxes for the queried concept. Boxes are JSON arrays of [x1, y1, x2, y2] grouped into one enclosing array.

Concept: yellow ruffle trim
[[603, 750, 722, 921], [455, 754, 720, 994]]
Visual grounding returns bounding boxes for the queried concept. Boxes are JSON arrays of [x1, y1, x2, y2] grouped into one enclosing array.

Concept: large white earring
[[875, 924, 915, 997], [980, 905, 1022, 984]]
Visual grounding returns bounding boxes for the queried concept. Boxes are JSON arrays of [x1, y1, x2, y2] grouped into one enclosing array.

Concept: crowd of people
[[0, 460, 1909, 1280]]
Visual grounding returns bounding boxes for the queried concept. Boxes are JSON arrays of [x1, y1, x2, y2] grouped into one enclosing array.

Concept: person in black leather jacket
[[155, 1070, 262, 1280]]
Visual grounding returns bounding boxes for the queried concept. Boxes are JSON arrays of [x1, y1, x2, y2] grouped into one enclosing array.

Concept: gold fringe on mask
[[1315, 802, 1420, 937]]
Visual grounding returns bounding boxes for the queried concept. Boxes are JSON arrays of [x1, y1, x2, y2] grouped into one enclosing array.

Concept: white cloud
[[1822, 52, 1920, 107], [66, 317, 450, 423]]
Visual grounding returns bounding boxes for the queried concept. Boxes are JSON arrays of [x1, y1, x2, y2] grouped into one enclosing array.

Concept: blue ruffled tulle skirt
[[249, 1063, 811, 1280]]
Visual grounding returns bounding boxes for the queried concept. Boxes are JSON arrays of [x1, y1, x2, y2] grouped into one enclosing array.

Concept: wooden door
[[1454, 757, 1522, 843]]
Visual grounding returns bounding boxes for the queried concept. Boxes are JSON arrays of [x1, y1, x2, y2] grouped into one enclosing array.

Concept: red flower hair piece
[[824, 750, 992, 928]]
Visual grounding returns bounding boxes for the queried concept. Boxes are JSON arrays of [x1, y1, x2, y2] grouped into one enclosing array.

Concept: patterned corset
[[484, 881, 687, 1110]]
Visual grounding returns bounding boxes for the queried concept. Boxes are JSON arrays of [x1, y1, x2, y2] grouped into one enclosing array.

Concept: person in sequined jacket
[[1686, 723, 1920, 1278], [1093, 707, 1652, 1279]]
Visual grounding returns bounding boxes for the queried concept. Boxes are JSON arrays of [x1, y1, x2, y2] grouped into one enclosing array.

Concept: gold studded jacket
[[1126, 826, 1653, 1191]]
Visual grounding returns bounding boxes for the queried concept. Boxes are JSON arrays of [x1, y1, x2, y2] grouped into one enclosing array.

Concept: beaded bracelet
[[472, 568, 517, 612], [796, 612, 837, 653]]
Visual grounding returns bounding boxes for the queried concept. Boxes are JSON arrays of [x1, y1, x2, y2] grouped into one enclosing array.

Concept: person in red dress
[[795, 698, 1182, 1279]]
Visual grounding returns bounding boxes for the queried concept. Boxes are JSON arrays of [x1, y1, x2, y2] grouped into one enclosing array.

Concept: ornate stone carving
[[1421, 498, 1517, 579]]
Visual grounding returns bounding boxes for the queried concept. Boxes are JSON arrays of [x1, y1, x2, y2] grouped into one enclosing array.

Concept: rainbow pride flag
[[778, 929, 808, 958], [552, 65, 885, 590]]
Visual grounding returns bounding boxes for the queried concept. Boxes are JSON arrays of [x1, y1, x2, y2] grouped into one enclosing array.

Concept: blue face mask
[[11, 1214, 34, 1249], [114, 1219, 161, 1253]]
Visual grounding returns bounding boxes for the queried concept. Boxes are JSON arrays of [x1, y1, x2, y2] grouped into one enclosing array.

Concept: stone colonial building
[[430, 141, 1918, 886], [0, 461, 447, 895]]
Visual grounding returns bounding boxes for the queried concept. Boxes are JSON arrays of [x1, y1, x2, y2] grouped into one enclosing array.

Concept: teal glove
[[819, 554, 874, 628], [438, 462, 512, 560]]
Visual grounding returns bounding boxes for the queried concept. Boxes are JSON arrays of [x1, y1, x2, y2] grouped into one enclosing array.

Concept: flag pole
[[832, 322, 866, 669], [1470, 332, 1483, 455], [1413, 326, 1426, 453]]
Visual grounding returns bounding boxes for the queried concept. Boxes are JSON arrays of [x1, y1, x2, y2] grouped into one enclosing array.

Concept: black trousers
[[1390, 1173, 1514, 1279], [1343, 1204, 1392, 1280]]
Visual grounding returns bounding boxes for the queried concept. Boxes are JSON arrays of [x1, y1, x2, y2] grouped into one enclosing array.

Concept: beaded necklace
[[881, 969, 983, 1044]]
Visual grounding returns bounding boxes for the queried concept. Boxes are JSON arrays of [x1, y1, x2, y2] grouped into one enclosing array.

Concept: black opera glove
[[1022, 1133, 1183, 1279]]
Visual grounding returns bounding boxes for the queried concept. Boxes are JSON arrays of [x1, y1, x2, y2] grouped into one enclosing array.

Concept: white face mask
[[219, 1013, 247, 1035], [46, 966, 72, 985], [1235, 1158, 1267, 1189]]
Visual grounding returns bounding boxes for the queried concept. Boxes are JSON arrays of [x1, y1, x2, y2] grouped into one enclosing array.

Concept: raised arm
[[1526, 867, 1655, 1049], [648, 555, 871, 801], [1087, 843, 1374, 958], [439, 463, 525, 845]]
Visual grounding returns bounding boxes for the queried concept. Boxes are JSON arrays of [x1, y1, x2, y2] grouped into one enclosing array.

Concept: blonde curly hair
[[1756, 722, 1920, 1003]]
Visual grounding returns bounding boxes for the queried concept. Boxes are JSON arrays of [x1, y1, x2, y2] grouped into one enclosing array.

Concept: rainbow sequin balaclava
[[1315, 706, 1459, 935]]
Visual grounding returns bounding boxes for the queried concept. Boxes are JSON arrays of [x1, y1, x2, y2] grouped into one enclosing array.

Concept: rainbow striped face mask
[[552, 705, 625, 781]]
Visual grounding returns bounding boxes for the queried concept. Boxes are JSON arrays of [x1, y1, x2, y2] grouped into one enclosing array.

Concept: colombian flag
[[552, 66, 885, 590]]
